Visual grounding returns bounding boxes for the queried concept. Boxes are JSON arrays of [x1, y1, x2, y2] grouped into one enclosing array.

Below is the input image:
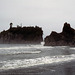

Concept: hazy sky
[[0, 0, 75, 37]]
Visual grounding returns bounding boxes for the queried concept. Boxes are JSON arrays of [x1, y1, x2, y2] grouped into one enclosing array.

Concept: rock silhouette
[[0, 25, 43, 44], [44, 22, 75, 46]]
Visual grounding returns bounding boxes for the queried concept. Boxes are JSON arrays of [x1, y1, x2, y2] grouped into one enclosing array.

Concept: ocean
[[0, 44, 75, 75]]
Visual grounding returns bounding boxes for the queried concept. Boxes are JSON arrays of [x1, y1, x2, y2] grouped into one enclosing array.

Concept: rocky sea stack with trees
[[0, 23, 43, 44], [44, 22, 75, 46]]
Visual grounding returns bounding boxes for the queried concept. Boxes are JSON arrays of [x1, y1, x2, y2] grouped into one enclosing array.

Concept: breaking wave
[[70, 48, 75, 50], [0, 45, 53, 55], [0, 54, 75, 71]]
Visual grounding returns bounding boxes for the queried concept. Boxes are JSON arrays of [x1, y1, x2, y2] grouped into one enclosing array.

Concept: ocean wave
[[0, 45, 53, 55], [0, 45, 54, 50], [0, 54, 75, 71], [0, 46, 33, 50], [70, 48, 75, 50], [0, 50, 41, 55]]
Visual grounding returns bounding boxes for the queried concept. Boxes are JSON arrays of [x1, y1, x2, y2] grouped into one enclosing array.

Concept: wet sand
[[0, 61, 75, 75]]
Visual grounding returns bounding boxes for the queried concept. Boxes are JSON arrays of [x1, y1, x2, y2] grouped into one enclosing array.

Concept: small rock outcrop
[[44, 22, 75, 46], [0, 26, 43, 44]]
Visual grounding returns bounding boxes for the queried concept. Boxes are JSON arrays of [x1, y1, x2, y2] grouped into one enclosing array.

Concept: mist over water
[[0, 44, 75, 71]]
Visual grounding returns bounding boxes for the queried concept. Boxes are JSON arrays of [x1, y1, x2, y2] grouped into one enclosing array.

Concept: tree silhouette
[[10, 23, 13, 29]]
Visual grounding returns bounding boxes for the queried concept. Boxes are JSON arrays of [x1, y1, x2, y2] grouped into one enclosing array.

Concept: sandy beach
[[0, 60, 75, 75]]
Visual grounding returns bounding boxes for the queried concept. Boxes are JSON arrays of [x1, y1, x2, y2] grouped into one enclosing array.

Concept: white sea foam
[[0, 46, 33, 50], [0, 45, 53, 55], [0, 50, 41, 55], [70, 48, 75, 50], [0, 54, 75, 70], [0, 45, 54, 50]]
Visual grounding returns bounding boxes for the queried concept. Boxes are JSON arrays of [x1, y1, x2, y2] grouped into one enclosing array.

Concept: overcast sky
[[0, 0, 75, 37]]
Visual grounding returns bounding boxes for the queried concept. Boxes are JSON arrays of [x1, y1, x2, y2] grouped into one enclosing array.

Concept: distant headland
[[0, 23, 43, 44], [44, 22, 75, 46]]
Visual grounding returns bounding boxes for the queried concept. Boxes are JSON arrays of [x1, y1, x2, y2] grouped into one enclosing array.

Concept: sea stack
[[44, 22, 75, 46], [0, 25, 43, 44]]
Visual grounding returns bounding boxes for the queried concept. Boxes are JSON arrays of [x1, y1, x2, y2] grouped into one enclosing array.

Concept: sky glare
[[0, 0, 75, 37]]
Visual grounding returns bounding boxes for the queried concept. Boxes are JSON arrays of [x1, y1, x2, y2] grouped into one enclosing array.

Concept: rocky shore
[[0, 22, 75, 46], [44, 22, 75, 46]]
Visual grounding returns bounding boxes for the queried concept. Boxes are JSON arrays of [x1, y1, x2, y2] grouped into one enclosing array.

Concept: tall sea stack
[[44, 22, 75, 46]]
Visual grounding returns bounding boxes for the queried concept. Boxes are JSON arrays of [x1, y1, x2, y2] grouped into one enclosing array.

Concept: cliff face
[[44, 22, 75, 46], [0, 26, 43, 44]]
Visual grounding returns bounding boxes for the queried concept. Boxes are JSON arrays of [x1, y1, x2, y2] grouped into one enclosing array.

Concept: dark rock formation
[[0, 26, 43, 44], [44, 22, 75, 46]]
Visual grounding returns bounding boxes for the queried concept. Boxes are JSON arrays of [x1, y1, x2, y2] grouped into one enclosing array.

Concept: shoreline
[[0, 60, 75, 75]]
